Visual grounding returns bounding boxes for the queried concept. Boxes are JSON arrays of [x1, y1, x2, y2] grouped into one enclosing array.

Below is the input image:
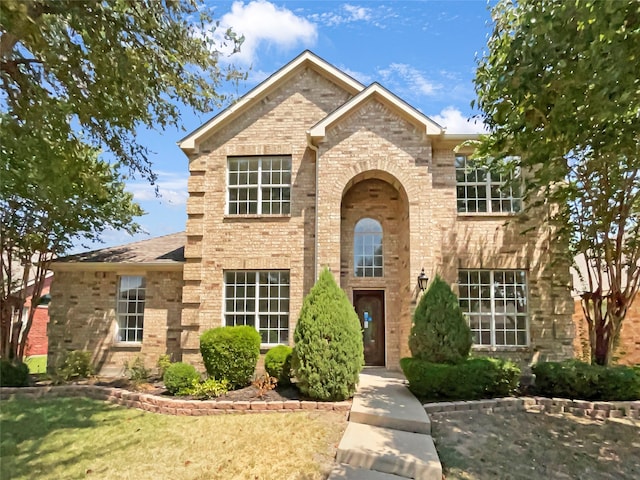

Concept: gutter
[[306, 131, 320, 283]]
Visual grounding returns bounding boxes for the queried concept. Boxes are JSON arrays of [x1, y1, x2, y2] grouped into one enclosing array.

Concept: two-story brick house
[[48, 51, 574, 375]]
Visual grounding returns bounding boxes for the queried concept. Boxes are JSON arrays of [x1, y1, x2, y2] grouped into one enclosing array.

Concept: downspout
[[306, 131, 319, 283]]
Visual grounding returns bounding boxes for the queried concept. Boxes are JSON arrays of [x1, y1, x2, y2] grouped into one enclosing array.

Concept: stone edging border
[[424, 397, 640, 420], [0, 385, 351, 416]]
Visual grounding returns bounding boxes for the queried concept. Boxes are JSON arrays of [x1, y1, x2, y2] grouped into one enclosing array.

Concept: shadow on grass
[[432, 411, 640, 480], [0, 397, 142, 480]]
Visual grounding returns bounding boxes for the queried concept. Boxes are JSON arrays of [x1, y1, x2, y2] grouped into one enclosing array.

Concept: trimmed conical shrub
[[292, 268, 364, 401], [408, 275, 472, 364]]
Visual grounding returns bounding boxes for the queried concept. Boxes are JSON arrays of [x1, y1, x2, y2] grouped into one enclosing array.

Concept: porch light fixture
[[417, 268, 429, 291]]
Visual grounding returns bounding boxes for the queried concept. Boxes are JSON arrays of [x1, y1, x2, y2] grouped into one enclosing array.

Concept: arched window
[[354, 218, 383, 277]]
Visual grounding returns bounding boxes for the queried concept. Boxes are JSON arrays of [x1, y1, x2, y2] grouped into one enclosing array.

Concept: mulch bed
[[89, 376, 305, 402]]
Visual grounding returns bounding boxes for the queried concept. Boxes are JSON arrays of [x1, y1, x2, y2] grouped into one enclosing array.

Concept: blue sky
[[90, 0, 493, 251]]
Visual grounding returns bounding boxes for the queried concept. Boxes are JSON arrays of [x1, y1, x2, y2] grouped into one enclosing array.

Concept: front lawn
[[0, 397, 346, 480], [432, 410, 640, 479]]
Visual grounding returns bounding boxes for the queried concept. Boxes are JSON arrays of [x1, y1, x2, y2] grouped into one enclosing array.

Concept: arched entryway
[[340, 171, 410, 367]]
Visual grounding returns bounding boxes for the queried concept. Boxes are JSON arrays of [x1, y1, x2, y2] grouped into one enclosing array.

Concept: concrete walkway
[[328, 368, 442, 480]]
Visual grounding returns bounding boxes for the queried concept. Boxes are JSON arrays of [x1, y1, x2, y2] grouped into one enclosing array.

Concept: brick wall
[[23, 275, 52, 357], [48, 269, 183, 375]]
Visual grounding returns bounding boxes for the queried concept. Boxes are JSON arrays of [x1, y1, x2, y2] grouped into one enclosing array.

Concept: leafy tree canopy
[[0, 0, 244, 180], [473, 0, 640, 365]]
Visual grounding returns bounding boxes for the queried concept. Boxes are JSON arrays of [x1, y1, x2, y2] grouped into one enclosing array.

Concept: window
[[116, 276, 145, 343], [455, 155, 521, 213], [458, 270, 528, 347], [227, 156, 291, 215], [354, 218, 383, 277], [224, 271, 290, 345]]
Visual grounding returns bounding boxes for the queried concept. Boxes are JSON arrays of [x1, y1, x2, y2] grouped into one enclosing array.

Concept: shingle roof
[[56, 232, 185, 264]]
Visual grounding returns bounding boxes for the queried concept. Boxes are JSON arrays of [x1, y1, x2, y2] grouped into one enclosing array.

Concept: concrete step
[[352, 373, 431, 434], [328, 463, 408, 480], [336, 422, 442, 480]]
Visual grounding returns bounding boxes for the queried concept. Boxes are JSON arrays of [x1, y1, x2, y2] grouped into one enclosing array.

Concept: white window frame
[[116, 275, 146, 343], [227, 155, 291, 215], [458, 269, 529, 347], [354, 218, 383, 277], [224, 270, 290, 346], [455, 155, 522, 214]]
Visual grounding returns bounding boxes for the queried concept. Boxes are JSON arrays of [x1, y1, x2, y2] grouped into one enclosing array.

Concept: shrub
[[400, 356, 521, 400], [199, 325, 261, 389], [157, 354, 172, 377], [532, 360, 640, 401], [0, 359, 30, 387], [163, 362, 201, 395], [124, 356, 150, 385], [179, 377, 229, 399], [264, 345, 293, 386], [408, 275, 472, 364], [253, 373, 277, 398], [57, 350, 94, 381], [292, 268, 364, 401]]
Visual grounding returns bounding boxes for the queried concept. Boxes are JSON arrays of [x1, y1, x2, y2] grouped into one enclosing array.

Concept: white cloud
[[127, 172, 189, 207], [338, 66, 372, 85], [216, 1, 317, 65], [309, 3, 375, 27], [378, 63, 440, 96], [430, 106, 487, 134]]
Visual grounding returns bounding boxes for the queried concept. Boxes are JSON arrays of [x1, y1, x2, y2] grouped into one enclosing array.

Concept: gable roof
[[307, 82, 443, 143], [179, 50, 365, 154], [52, 232, 185, 270]]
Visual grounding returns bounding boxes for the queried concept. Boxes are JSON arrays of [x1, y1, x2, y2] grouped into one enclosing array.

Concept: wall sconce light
[[417, 268, 429, 291]]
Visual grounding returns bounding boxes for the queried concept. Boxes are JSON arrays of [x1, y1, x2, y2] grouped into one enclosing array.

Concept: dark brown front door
[[353, 290, 385, 366]]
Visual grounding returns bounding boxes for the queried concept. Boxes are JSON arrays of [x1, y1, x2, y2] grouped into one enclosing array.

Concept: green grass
[[24, 355, 47, 374], [0, 397, 346, 480]]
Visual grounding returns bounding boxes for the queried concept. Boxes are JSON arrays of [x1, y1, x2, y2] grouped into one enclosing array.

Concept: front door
[[353, 290, 385, 366]]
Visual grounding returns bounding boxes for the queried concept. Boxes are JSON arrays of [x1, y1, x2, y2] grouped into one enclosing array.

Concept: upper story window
[[116, 275, 146, 343], [458, 270, 528, 347], [227, 156, 291, 215], [224, 270, 290, 345], [455, 155, 522, 214], [354, 218, 383, 277]]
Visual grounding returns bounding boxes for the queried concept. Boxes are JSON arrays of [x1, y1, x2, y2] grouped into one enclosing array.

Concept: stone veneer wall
[[180, 67, 354, 366], [48, 269, 183, 375], [181, 65, 574, 369]]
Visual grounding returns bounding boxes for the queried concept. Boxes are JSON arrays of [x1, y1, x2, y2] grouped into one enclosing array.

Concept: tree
[[408, 275, 472, 364], [1, 0, 245, 362], [1, 0, 244, 180], [473, 0, 640, 365], [0, 123, 143, 361], [292, 268, 364, 401]]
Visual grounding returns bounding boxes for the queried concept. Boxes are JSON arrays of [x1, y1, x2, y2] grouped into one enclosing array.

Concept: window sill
[[223, 214, 291, 221], [472, 345, 530, 352], [457, 212, 519, 219], [112, 342, 143, 349]]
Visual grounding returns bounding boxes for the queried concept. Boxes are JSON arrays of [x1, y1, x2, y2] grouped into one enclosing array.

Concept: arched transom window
[[354, 218, 383, 277]]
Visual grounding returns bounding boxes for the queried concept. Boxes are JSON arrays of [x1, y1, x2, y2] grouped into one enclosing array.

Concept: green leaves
[[474, 0, 640, 365]]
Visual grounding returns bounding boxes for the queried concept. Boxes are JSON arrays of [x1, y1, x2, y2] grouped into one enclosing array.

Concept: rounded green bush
[[264, 345, 293, 386], [199, 325, 261, 389], [0, 359, 29, 387], [292, 268, 364, 401], [163, 362, 200, 395], [532, 360, 640, 401], [408, 275, 472, 364], [400, 356, 520, 400]]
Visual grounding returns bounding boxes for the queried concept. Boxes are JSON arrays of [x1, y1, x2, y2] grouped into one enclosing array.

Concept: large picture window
[[458, 270, 528, 347], [116, 276, 145, 343], [354, 218, 383, 277], [455, 155, 521, 213], [224, 271, 290, 345], [227, 156, 291, 215]]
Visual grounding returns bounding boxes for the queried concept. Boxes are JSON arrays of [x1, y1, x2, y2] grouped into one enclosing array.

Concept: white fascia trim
[[178, 51, 365, 154], [308, 83, 444, 142]]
